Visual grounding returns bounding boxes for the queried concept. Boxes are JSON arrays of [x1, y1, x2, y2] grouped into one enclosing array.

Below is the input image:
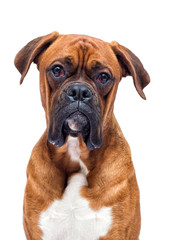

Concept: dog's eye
[[97, 72, 110, 84], [51, 65, 65, 78]]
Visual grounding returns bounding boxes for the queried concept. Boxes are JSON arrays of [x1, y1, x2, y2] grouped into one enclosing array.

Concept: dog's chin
[[48, 110, 102, 150], [63, 112, 90, 139]]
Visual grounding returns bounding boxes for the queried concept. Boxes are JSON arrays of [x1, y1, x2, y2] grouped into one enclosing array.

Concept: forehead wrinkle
[[68, 38, 100, 66], [69, 36, 99, 50], [75, 40, 101, 73], [65, 40, 93, 74]]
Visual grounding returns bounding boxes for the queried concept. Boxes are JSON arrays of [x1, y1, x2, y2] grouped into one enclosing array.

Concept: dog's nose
[[66, 84, 93, 102]]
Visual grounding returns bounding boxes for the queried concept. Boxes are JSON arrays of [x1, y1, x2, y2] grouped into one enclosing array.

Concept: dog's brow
[[91, 61, 102, 69], [48, 57, 74, 68], [65, 56, 73, 64], [90, 61, 107, 70]]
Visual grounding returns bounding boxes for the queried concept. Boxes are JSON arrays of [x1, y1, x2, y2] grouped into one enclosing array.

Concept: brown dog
[[15, 32, 150, 240]]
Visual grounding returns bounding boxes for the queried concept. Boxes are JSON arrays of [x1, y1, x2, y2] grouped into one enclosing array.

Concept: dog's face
[[15, 32, 150, 150], [38, 35, 122, 149]]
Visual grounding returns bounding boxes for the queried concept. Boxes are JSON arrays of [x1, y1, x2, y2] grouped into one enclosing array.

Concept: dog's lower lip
[[64, 111, 89, 131], [63, 111, 90, 138]]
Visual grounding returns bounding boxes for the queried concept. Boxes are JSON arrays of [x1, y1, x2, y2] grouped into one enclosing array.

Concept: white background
[[0, 0, 169, 239]]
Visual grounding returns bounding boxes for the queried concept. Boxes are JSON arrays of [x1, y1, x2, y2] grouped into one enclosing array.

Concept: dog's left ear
[[111, 42, 150, 99], [14, 32, 59, 84]]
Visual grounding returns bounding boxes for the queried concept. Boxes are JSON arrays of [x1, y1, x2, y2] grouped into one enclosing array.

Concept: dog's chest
[[39, 137, 112, 240]]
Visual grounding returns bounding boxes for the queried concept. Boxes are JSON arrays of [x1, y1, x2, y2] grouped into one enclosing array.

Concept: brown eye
[[52, 65, 65, 78], [97, 72, 110, 84]]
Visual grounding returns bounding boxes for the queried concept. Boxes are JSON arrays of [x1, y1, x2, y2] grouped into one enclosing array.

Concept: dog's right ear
[[111, 41, 150, 100], [14, 32, 59, 84]]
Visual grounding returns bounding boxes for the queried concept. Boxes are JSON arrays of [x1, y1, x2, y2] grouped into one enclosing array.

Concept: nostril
[[72, 90, 77, 97], [80, 86, 92, 100], [66, 86, 79, 101], [69, 89, 76, 97], [67, 88, 77, 97], [82, 90, 90, 99]]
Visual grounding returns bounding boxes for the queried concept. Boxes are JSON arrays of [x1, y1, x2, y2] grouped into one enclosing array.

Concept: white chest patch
[[39, 137, 112, 240]]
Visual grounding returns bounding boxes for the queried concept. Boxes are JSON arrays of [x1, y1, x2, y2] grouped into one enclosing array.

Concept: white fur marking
[[39, 137, 113, 240], [67, 136, 89, 175]]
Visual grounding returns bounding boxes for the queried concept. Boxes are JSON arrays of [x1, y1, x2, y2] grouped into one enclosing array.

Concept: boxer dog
[[15, 32, 150, 240]]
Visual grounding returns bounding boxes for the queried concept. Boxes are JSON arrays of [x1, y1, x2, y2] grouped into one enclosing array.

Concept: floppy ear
[[14, 32, 59, 84], [111, 41, 150, 99]]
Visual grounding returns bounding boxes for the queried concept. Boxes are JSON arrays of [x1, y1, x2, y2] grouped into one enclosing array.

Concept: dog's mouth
[[48, 102, 102, 150], [63, 111, 90, 138]]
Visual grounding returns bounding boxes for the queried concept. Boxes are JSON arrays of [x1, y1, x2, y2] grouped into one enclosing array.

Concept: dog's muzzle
[[48, 83, 102, 150]]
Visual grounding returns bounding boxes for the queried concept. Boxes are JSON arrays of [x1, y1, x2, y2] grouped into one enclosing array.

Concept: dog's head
[[15, 32, 150, 150]]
